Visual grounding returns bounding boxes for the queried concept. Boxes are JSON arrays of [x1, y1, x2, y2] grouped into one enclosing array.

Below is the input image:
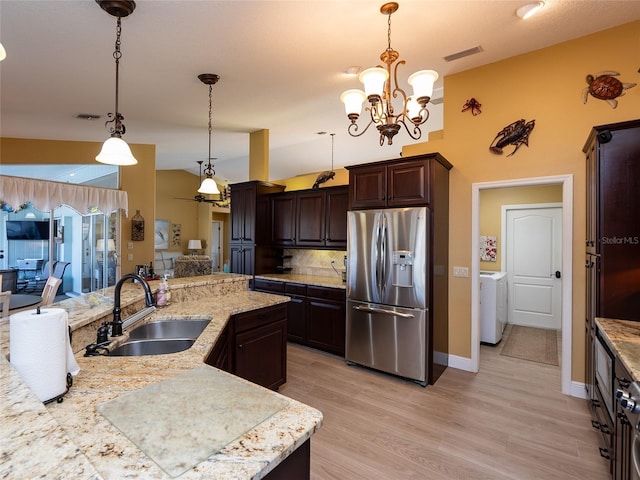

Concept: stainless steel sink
[[128, 318, 211, 340], [109, 339, 196, 356], [108, 318, 211, 356]]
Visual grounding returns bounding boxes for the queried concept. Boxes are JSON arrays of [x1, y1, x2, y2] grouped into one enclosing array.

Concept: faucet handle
[[97, 322, 110, 344]]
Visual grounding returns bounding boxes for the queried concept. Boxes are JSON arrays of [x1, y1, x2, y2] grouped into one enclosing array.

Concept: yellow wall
[[403, 21, 640, 382], [156, 170, 202, 252], [273, 168, 349, 191], [0, 137, 156, 275], [479, 185, 562, 271]]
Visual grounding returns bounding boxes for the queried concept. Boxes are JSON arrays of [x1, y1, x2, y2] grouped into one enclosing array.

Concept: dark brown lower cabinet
[[264, 439, 310, 480], [306, 286, 345, 356], [206, 303, 287, 391], [253, 279, 346, 356]]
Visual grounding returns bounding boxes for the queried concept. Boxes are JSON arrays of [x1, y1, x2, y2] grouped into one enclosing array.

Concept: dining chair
[[41, 277, 62, 306], [0, 291, 11, 318]]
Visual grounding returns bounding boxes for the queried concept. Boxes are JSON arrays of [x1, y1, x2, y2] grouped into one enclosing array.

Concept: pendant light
[[95, 0, 137, 166], [197, 73, 220, 195]]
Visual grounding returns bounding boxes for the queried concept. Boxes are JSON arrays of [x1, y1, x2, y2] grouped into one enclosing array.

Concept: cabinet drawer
[[285, 282, 307, 296], [253, 278, 285, 293], [234, 304, 287, 333], [306, 285, 345, 302]]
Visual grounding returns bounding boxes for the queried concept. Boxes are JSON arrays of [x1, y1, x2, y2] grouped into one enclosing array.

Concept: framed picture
[[154, 219, 169, 250], [171, 223, 182, 248]]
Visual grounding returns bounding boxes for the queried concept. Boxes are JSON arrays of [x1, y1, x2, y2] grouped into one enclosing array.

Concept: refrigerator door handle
[[375, 214, 383, 298], [381, 213, 387, 293], [353, 304, 415, 319]]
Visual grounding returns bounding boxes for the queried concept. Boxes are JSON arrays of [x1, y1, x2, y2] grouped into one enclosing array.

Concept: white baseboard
[[570, 381, 588, 399], [447, 354, 476, 373]]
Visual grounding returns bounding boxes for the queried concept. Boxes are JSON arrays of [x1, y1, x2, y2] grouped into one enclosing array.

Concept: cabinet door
[[325, 187, 348, 248], [230, 184, 255, 243], [235, 319, 287, 390], [296, 190, 325, 247], [230, 244, 254, 274], [306, 287, 346, 356], [271, 193, 297, 246], [287, 295, 306, 343], [387, 159, 430, 207], [349, 164, 387, 209]]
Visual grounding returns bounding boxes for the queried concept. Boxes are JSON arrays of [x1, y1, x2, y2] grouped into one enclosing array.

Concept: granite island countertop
[[1, 274, 323, 480], [596, 317, 640, 381]]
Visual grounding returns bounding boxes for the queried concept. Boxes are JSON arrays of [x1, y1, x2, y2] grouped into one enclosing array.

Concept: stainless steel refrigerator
[[346, 207, 431, 386]]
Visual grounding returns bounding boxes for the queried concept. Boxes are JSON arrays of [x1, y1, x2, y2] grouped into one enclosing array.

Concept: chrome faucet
[[111, 273, 154, 336]]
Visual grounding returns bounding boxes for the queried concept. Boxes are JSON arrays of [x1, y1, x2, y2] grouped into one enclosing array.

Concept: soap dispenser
[[157, 275, 169, 307]]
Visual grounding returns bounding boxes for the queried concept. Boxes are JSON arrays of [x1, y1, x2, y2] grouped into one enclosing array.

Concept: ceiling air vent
[[443, 45, 483, 62]]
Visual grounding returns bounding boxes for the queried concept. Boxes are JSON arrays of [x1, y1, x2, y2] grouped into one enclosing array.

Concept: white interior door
[[210, 221, 222, 272], [505, 205, 562, 330]]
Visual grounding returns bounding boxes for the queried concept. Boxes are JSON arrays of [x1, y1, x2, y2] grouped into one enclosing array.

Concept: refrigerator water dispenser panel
[[392, 250, 414, 287]]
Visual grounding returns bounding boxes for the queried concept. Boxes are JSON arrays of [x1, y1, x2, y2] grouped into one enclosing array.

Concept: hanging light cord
[[105, 16, 125, 136], [331, 133, 335, 171]]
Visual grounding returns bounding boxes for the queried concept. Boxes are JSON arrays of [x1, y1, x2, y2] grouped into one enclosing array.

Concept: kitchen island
[[0, 274, 322, 479]]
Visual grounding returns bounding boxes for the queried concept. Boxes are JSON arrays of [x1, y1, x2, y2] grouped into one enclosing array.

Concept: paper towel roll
[[10, 308, 80, 403]]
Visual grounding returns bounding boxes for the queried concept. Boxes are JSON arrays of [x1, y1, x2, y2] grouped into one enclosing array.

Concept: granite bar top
[[254, 273, 346, 289], [1, 275, 323, 479], [596, 318, 640, 381]]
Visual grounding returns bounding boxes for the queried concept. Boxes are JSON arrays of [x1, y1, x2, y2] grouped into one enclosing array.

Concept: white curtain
[[0, 175, 128, 216]]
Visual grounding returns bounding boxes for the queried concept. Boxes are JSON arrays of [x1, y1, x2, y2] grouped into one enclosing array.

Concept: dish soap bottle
[[157, 275, 169, 307]]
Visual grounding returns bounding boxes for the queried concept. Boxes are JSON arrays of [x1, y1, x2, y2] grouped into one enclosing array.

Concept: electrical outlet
[[453, 266, 469, 277]]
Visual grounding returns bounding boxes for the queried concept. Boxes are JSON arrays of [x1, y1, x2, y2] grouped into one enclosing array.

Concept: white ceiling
[[2, 1, 639, 184]]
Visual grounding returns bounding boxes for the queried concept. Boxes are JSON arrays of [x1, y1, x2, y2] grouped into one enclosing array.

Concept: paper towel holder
[[43, 373, 73, 404]]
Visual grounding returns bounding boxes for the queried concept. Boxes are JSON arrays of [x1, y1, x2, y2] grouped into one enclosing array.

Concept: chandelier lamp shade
[[197, 73, 221, 195], [95, 0, 137, 166], [340, 2, 438, 146]]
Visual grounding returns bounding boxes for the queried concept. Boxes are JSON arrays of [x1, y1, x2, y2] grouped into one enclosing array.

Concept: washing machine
[[480, 271, 508, 344]]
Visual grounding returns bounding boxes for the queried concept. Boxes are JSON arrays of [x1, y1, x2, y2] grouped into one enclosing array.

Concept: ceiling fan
[[174, 161, 230, 206]]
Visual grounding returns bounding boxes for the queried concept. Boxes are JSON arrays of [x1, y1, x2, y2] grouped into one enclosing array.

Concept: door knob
[[552, 270, 561, 278]]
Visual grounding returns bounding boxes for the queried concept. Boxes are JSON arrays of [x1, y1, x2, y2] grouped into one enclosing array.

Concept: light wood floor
[[279, 332, 610, 480]]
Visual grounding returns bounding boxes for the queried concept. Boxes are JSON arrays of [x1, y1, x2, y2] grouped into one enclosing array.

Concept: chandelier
[[95, 0, 137, 166], [197, 73, 221, 195], [340, 2, 438, 146]]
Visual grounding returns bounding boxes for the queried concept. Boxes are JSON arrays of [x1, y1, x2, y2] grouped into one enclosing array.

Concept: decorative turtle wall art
[[582, 71, 636, 109], [489, 119, 535, 157]]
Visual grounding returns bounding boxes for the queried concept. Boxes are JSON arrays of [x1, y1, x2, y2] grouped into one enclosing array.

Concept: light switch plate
[[127, 253, 134, 261], [453, 266, 469, 277], [128, 242, 133, 249]]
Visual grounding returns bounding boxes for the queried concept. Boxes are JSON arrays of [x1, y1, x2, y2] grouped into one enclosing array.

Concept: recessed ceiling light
[[516, 1, 544, 20], [344, 66, 361, 76]]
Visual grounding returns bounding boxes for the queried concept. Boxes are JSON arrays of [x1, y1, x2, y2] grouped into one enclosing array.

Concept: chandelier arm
[[397, 117, 423, 141], [390, 60, 407, 103], [347, 117, 375, 138]]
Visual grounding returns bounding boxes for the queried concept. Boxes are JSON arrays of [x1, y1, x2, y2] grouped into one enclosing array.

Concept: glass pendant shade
[[96, 136, 138, 166], [0, 42, 6, 61], [198, 177, 220, 195], [340, 89, 367, 116], [408, 70, 438, 101], [359, 67, 388, 98]]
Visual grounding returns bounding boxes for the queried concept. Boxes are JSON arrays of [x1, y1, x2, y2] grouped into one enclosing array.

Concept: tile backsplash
[[283, 249, 346, 278]]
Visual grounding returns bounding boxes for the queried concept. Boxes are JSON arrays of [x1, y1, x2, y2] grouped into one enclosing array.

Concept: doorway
[[471, 175, 575, 397], [210, 221, 223, 272]]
